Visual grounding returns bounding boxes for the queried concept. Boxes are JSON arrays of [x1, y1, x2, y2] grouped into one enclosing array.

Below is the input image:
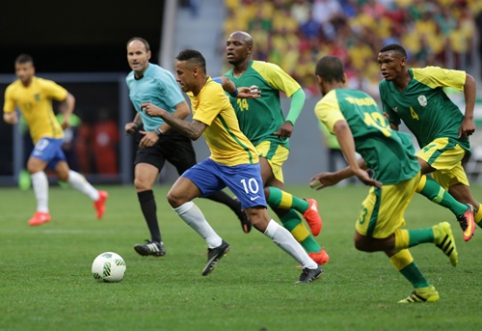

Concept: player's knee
[[166, 189, 185, 208], [245, 208, 269, 230], [26, 159, 43, 174], [57, 172, 69, 182], [134, 177, 150, 191], [354, 238, 372, 252]]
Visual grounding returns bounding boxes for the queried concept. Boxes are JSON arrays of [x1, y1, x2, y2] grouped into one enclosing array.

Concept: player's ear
[[342, 73, 347, 86], [147, 50, 152, 60], [316, 74, 322, 86]]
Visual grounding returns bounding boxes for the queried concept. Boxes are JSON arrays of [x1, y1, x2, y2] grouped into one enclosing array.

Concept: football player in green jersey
[[311, 55, 458, 303], [223, 31, 328, 266], [378, 43, 478, 242]]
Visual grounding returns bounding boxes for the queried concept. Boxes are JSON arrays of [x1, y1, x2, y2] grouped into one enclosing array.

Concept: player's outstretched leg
[[393, 223, 458, 267], [456, 204, 475, 242], [134, 190, 166, 257], [28, 211, 51, 226], [202, 240, 231, 276], [280, 209, 329, 265], [433, 222, 458, 267], [66, 170, 108, 219], [173, 201, 230, 275], [29, 171, 51, 226], [261, 218, 323, 283], [388, 249, 440, 303], [416, 175, 475, 241], [398, 286, 440, 303], [134, 240, 166, 257], [94, 191, 109, 219], [266, 187, 322, 236]]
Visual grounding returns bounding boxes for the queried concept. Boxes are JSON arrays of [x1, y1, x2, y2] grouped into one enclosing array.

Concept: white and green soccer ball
[[92, 252, 126, 283]]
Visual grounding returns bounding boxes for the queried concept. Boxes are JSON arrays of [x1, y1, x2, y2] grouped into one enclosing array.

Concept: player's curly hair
[[176, 49, 206, 72], [379, 44, 407, 58]]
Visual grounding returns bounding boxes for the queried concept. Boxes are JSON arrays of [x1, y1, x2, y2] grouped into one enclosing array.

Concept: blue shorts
[[31, 138, 67, 170], [183, 158, 267, 209]]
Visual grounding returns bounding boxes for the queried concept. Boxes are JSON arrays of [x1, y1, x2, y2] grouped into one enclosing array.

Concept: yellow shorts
[[416, 137, 469, 190], [356, 172, 421, 239], [256, 141, 289, 183]]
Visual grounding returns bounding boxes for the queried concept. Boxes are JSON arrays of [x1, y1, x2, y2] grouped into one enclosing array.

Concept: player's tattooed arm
[[143, 102, 206, 140]]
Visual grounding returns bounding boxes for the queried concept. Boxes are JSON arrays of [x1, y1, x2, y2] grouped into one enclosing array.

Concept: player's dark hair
[[315, 56, 344, 83], [15, 54, 34, 65], [176, 49, 206, 72], [379, 44, 407, 58], [126, 37, 150, 51]]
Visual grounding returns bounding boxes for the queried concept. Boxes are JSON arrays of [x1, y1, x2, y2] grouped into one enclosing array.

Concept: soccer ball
[[91, 252, 126, 283]]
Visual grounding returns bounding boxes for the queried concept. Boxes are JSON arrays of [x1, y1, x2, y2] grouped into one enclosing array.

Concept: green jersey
[[380, 67, 470, 151], [315, 88, 420, 185], [224, 60, 301, 147]]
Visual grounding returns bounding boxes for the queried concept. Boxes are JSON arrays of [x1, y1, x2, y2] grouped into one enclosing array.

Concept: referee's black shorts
[[134, 130, 197, 175]]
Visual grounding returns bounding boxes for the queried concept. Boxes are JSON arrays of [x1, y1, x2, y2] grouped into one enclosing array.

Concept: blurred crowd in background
[[222, 0, 482, 101]]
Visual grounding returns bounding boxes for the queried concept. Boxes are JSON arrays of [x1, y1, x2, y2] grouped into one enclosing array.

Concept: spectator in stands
[[222, 0, 477, 98]]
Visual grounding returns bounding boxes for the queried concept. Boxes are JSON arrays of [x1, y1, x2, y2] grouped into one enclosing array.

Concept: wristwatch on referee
[[155, 127, 163, 136]]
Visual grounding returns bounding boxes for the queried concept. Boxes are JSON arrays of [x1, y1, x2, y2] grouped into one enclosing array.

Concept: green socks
[[417, 175, 468, 217]]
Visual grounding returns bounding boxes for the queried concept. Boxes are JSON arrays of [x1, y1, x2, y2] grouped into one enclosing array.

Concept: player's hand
[[310, 172, 340, 190], [237, 86, 261, 99], [353, 168, 382, 188], [61, 120, 70, 130], [459, 117, 475, 138], [138, 130, 159, 148], [125, 122, 138, 135], [273, 121, 294, 138], [3, 112, 18, 124], [142, 103, 165, 118]]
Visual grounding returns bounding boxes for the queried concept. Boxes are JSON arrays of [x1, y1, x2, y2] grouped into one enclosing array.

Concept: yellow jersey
[[4, 77, 67, 143], [188, 77, 258, 166]]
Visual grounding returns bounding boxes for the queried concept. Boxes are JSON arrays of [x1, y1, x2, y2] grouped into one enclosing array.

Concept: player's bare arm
[[3, 112, 18, 124], [59, 93, 76, 129], [273, 121, 294, 138], [155, 100, 191, 135], [460, 73, 476, 138], [334, 120, 381, 188], [310, 156, 369, 190], [125, 113, 142, 134], [136, 101, 191, 148], [143, 103, 206, 140]]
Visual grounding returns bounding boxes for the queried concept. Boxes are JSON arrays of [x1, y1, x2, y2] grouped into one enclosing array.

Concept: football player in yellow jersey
[[142, 49, 322, 283], [3, 54, 108, 226]]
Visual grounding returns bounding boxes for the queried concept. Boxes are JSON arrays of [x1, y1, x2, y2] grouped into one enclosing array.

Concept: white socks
[[31, 171, 49, 213], [264, 220, 318, 269], [174, 201, 222, 248], [67, 170, 99, 201]]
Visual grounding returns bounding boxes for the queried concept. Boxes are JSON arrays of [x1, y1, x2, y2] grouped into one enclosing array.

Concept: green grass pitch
[[1, 184, 482, 330]]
